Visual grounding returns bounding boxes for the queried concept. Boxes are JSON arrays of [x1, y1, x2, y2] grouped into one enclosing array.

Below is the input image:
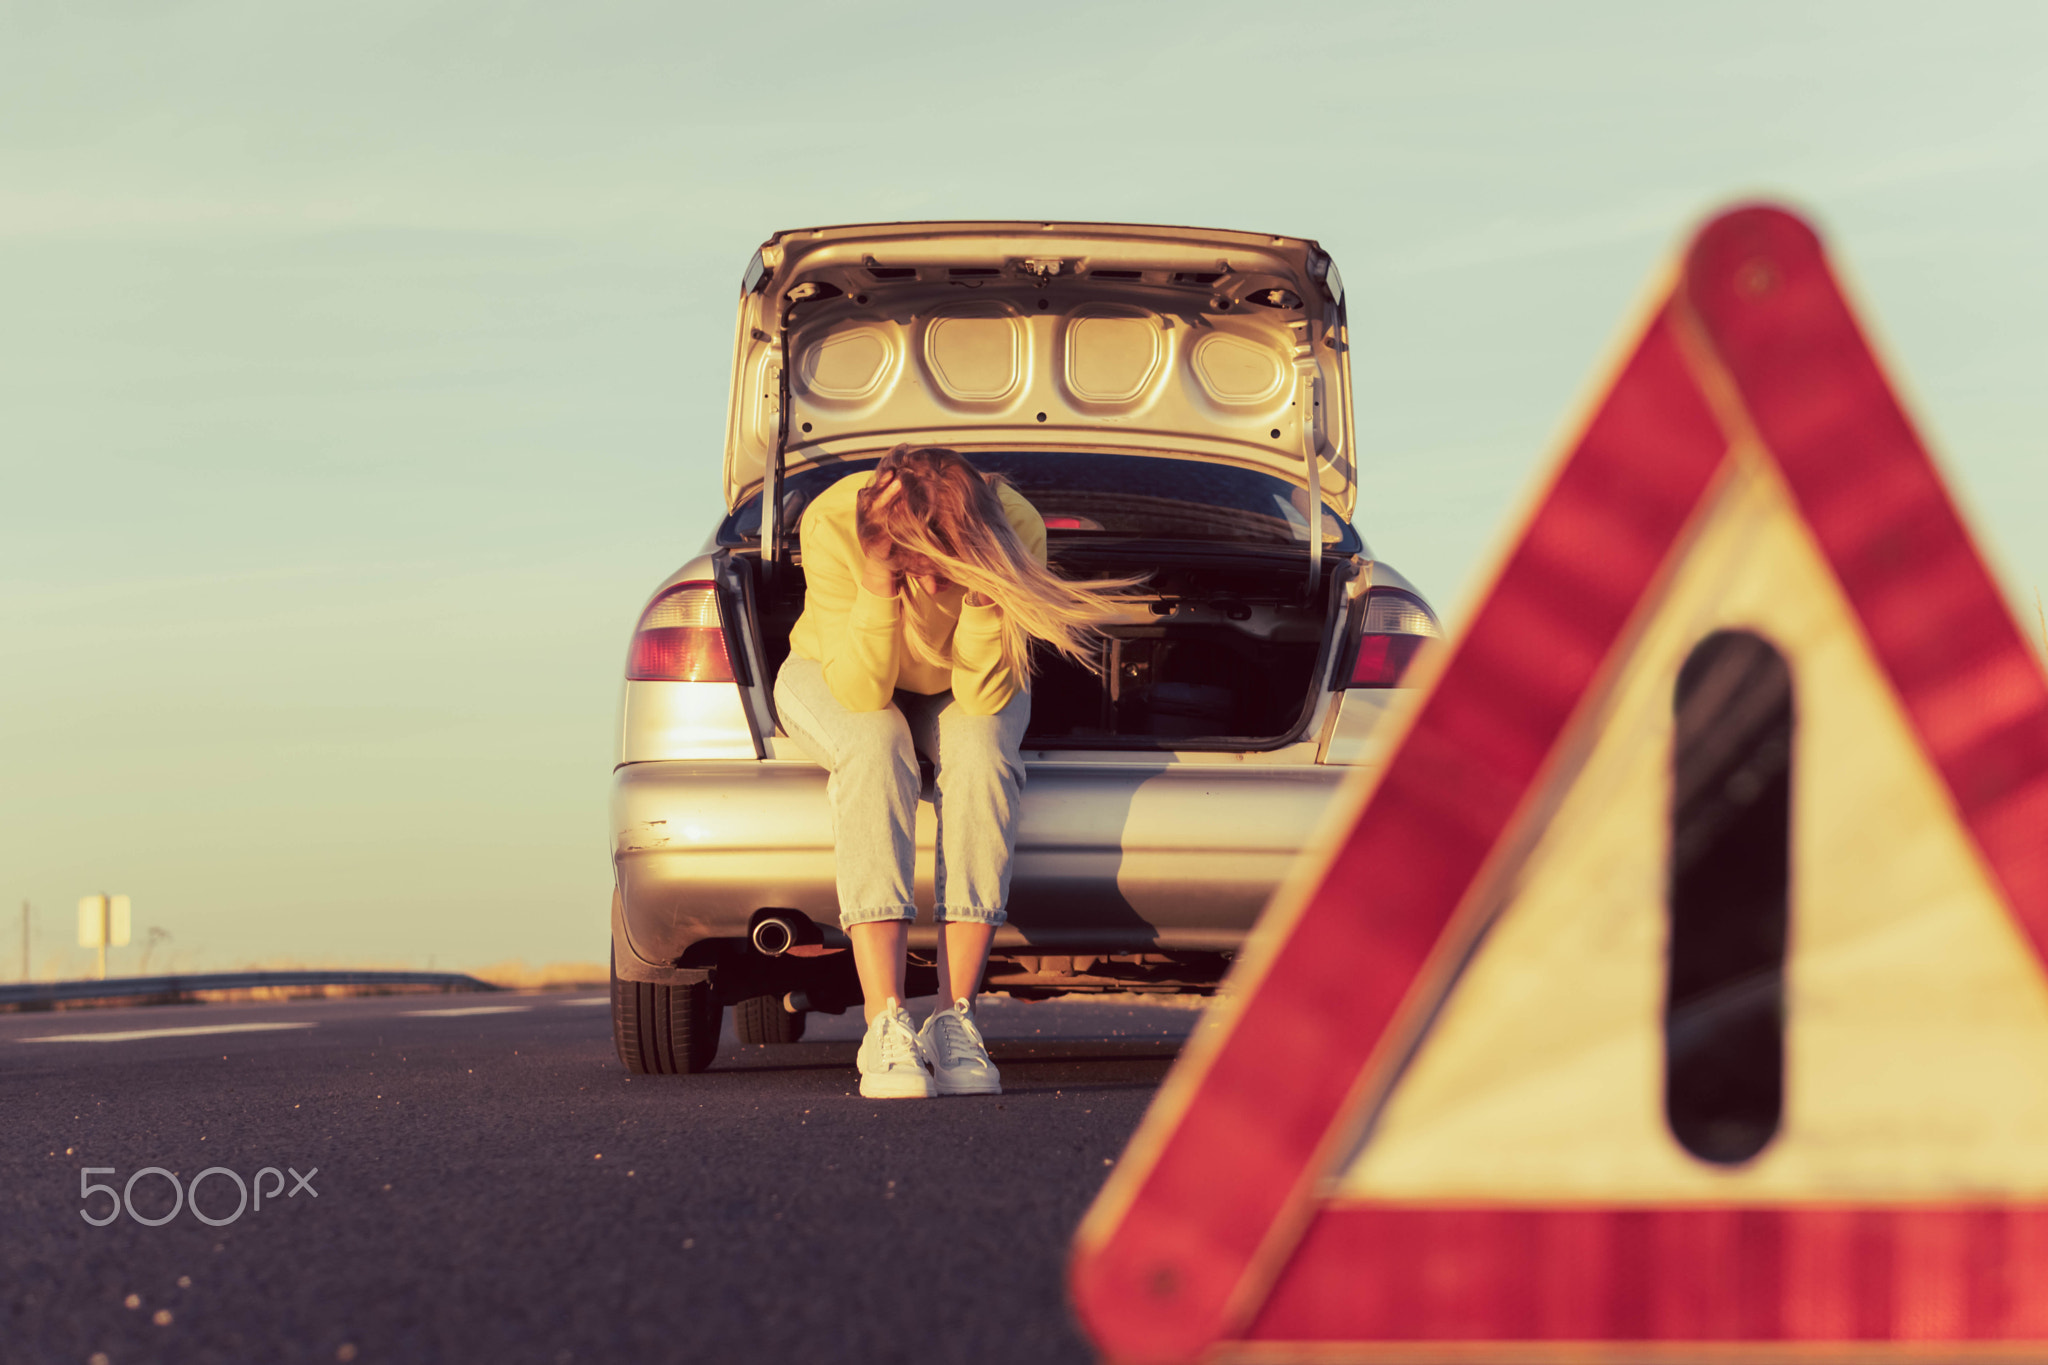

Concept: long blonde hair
[[854, 445, 1143, 681]]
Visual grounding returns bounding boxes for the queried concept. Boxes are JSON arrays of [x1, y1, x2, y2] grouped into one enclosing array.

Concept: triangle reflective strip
[[1069, 206, 2048, 1363]]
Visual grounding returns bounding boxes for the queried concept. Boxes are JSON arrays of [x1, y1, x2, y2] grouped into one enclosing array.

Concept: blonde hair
[[855, 445, 1143, 681]]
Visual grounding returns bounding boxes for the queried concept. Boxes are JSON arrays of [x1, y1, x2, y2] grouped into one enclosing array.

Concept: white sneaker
[[917, 998, 1001, 1096], [857, 1000, 936, 1099]]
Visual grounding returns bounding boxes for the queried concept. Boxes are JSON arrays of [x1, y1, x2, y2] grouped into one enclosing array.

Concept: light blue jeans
[[774, 654, 1029, 929]]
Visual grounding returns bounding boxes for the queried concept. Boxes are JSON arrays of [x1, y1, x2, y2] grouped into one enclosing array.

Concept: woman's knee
[[835, 706, 918, 775], [935, 711, 1025, 786]]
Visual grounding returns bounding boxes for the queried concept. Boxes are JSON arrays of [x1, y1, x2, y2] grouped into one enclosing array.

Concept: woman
[[773, 445, 1136, 1098]]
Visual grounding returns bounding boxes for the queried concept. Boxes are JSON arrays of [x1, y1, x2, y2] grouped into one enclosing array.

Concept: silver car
[[610, 221, 1442, 1072]]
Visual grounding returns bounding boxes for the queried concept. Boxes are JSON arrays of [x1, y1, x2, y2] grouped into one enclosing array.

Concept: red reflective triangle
[[1069, 204, 2048, 1363]]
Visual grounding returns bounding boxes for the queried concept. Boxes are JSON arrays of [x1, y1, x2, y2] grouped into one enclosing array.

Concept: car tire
[[611, 949, 721, 1074], [734, 993, 807, 1044]]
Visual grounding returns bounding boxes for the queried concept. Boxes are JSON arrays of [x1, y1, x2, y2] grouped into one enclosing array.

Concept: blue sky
[[4, 1, 2045, 974]]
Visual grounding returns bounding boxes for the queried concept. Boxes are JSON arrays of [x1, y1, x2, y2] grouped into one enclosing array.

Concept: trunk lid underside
[[724, 221, 1356, 520]]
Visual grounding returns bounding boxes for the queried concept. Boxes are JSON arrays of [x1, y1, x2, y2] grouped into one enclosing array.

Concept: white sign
[[78, 896, 105, 948], [77, 895, 132, 949]]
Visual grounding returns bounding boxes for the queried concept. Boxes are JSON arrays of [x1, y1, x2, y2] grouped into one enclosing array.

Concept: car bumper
[[611, 758, 1355, 968]]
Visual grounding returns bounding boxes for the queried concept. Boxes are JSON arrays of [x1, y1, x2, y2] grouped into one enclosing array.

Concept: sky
[[4, 1, 2046, 977]]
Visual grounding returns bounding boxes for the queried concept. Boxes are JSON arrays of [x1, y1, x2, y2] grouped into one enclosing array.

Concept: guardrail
[[0, 970, 500, 1011]]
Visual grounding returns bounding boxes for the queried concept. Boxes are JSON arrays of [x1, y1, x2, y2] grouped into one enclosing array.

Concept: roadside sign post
[[1072, 204, 2048, 1363], [76, 894, 131, 981], [18, 900, 27, 984]]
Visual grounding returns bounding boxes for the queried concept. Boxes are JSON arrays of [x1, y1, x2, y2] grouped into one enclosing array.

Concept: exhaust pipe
[[750, 912, 807, 957]]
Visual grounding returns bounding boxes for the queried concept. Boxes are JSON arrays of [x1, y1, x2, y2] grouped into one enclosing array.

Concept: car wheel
[[611, 949, 720, 1073], [733, 992, 807, 1044]]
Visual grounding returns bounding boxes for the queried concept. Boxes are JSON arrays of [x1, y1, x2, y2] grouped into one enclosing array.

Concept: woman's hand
[[857, 473, 903, 597], [858, 539, 900, 597]]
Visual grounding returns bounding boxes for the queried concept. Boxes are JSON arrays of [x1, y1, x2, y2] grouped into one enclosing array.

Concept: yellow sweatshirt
[[787, 470, 1047, 715]]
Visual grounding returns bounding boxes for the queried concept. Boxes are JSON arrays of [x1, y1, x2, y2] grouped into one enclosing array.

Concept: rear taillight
[[627, 583, 735, 682], [1348, 590, 1443, 688]]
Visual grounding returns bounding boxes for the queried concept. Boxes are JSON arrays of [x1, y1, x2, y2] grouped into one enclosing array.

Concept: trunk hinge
[[1297, 362, 1324, 602], [762, 285, 817, 575]]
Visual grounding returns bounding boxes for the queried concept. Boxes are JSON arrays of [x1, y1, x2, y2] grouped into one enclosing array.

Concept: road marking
[[557, 997, 608, 1007], [403, 1005, 533, 1017], [21, 1022, 319, 1043]]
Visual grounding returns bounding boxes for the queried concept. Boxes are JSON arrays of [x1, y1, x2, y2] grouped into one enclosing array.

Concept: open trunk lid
[[722, 221, 1356, 521]]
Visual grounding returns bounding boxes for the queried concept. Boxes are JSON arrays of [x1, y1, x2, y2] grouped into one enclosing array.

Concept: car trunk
[[743, 543, 1350, 750]]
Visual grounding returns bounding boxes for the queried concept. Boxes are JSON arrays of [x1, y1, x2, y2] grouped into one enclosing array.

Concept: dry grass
[[114, 956, 610, 990], [470, 959, 609, 991]]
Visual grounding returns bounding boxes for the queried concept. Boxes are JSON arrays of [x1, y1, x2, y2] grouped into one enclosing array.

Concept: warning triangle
[[1070, 205, 2048, 1363]]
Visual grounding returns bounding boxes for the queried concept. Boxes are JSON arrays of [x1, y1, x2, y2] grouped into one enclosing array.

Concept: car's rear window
[[717, 452, 1361, 552]]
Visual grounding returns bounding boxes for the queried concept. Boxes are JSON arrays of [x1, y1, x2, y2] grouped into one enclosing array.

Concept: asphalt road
[[1, 989, 1200, 1365]]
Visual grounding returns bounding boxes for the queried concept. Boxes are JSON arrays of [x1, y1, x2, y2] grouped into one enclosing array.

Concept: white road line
[[557, 997, 607, 1006], [402, 1005, 533, 1017], [21, 1022, 319, 1044]]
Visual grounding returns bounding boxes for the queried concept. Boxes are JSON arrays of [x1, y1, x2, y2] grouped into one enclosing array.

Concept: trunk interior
[[745, 544, 1350, 750]]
